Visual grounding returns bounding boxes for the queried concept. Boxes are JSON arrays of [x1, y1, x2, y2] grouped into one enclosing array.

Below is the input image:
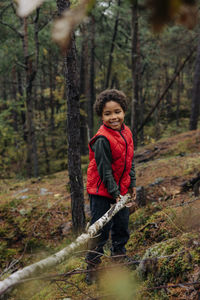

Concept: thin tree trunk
[[0, 195, 130, 297], [79, 24, 89, 155], [42, 134, 50, 173], [56, 0, 85, 233], [189, 34, 200, 130], [38, 109, 50, 173], [176, 72, 181, 127], [48, 48, 55, 148], [11, 67, 18, 132], [131, 0, 140, 148], [41, 64, 48, 121], [105, 0, 121, 89], [88, 14, 95, 139], [164, 65, 172, 120], [22, 17, 38, 177], [21, 14, 39, 177], [153, 79, 162, 139], [17, 70, 26, 141]]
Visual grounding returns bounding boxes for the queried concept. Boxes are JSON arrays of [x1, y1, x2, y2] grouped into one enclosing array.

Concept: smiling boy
[[85, 89, 136, 284]]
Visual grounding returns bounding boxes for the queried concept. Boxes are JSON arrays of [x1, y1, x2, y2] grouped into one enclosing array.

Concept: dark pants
[[86, 194, 129, 265]]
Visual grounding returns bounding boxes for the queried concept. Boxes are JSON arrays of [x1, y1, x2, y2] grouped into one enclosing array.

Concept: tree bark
[[79, 24, 89, 155], [189, 34, 200, 130], [88, 14, 95, 139], [17, 70, 26, 141], [0, 194, 130, 297], [131, 0, 140, 148], [11, 67, 18, 132], [56, 0, 85, 233], [176, 71, 181, 127], [105, 0, 121, 89], [48, 48, 55, 149], [22, 16, 39, 177], [164, 65, 172, 120]]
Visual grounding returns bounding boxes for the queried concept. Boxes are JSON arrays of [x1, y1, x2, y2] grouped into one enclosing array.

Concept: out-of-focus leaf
[[15, 0, 45, 17], [147, 0, 197, 31], [52, 0, 95, 52], [176, 4, 198, 29]]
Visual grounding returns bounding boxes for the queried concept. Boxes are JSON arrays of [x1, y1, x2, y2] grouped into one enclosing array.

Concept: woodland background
[[0, 0, 200, 299], [0, 0, 199, 180]]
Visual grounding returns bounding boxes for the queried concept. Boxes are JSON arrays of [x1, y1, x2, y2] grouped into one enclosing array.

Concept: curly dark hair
[[94, 89, 128, 116]]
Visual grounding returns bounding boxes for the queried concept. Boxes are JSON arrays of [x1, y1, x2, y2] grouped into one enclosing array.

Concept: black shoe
[[111, 253, 135, 267], [85, 264, 98, 285]]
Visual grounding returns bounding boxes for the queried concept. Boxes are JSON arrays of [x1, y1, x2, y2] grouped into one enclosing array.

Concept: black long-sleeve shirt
[[91, 136, 136, 199]]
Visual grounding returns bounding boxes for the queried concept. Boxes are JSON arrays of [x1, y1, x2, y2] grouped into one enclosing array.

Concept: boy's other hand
[[129, 187, 137, 200], [126, 187, 137, 208], [116, 195, 121, 203]]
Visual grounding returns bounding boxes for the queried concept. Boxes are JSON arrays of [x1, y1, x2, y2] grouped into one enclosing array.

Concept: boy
[[86, 89, 136, 284]]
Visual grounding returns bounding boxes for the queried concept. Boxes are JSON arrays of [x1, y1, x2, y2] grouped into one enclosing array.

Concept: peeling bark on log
[[0, 194, 130, 297]]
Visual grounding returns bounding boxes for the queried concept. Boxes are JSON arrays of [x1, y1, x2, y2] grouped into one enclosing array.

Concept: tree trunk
[[41, 64, 48, 121], [154, 80, 162, 139], [176, 71, 181, 127], [131, 0, 140, 148], [79, 24, 89, 155], [164, 65, 172, 120], [11, 67, 18, 132], [17, 70, 26, 141], [22, 17, 38, 177], [48, 48, 56, 149], [105, 0, 121, 89], [189, 34, 200, 130], [56, 0, 85, 233], [88, 14, 95, 139]]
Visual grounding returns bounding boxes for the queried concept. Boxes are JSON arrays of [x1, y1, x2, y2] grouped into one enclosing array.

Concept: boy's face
[[102, 101, 125, 130]]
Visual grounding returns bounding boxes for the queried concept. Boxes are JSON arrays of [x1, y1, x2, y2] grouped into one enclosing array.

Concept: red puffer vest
[[87, 123, 134, 198]]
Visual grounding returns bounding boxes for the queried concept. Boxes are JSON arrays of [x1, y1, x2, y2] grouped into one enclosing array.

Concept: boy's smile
[[102, 101, 125, 130]]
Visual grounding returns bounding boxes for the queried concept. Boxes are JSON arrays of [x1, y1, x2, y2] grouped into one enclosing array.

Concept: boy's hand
[[129, 187, 137, 200], [115, 195, 121, 203], [126, 187, 137, 208]]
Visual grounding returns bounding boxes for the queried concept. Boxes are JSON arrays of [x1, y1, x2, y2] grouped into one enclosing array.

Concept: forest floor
[[0, 129, 200, 300]]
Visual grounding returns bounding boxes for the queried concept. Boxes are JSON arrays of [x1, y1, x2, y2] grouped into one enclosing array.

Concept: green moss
[[0, 241, 18, 265], [0, 223, 12, 237], [23, 238, 46, 252], [137, 233, 199, 290], [129, 207, 151, 231]]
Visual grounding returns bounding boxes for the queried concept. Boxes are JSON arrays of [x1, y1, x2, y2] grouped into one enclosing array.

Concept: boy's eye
[[103, 110, 122, 115]]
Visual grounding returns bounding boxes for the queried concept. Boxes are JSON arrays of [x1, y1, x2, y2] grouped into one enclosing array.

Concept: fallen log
[[181, 173, 200, 196], [0, 194, 130, 297]]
